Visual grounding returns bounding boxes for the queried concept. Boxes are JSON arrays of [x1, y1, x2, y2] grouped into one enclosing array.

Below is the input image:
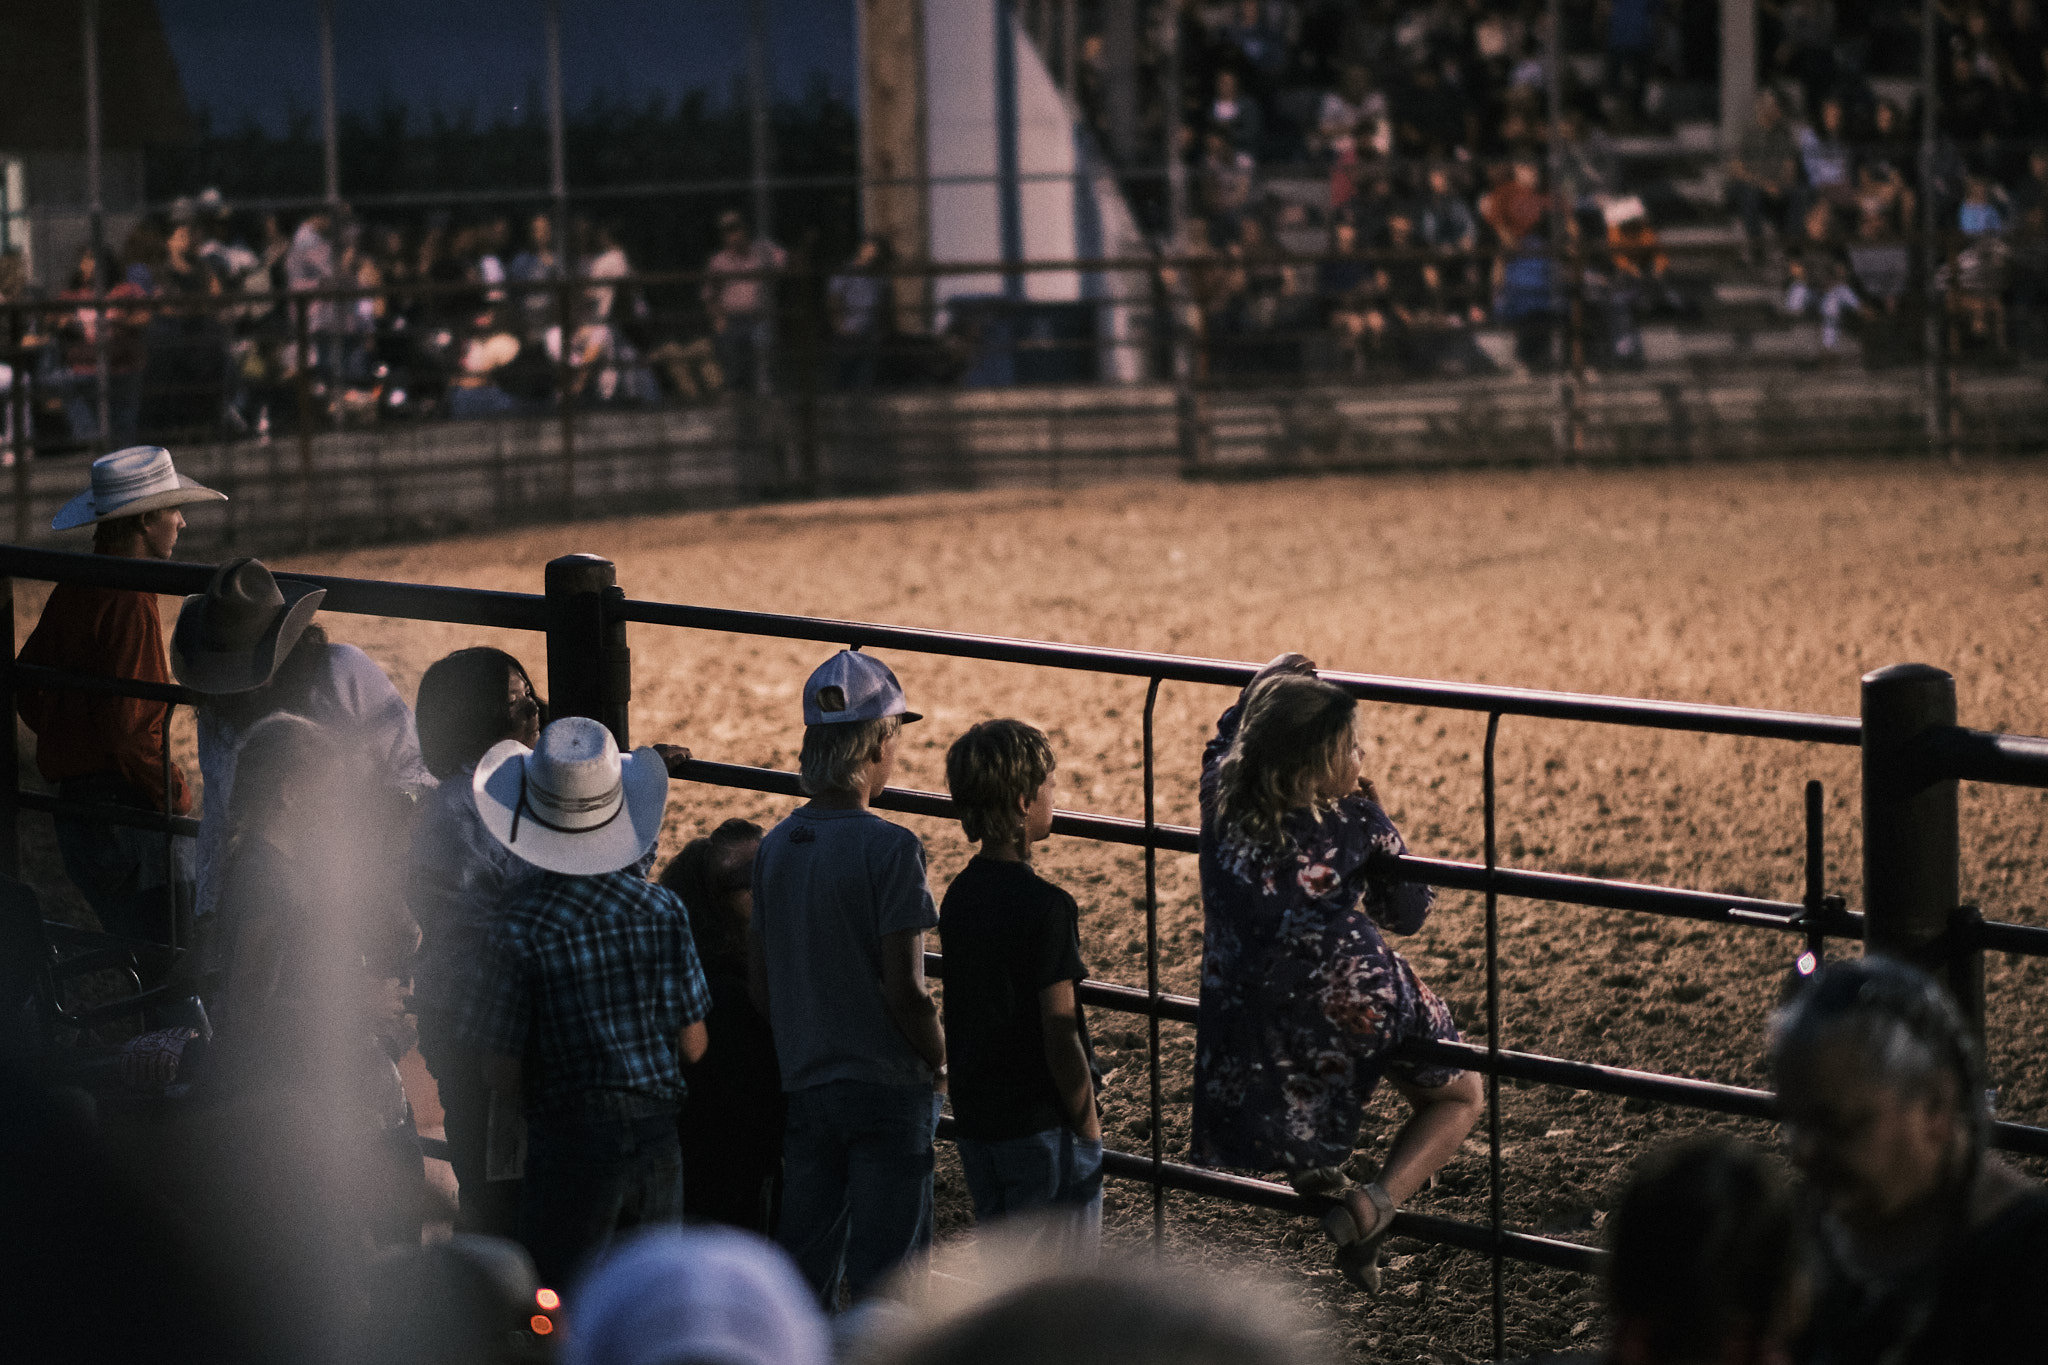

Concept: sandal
[[1319, 1182, 1395, 1293]]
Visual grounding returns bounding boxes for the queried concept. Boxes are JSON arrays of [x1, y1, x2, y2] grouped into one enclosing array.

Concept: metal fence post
[[1860, 663, 1975, 1024], [0, 575, 17, 882], [544, 554, 631, 746]]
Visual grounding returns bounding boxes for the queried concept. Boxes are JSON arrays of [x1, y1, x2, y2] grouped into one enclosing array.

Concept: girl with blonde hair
[[1192, 654, 1481, 1292]]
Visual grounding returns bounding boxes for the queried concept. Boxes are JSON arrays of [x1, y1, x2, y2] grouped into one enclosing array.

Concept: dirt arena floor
[[18, 458, 2048, 1360]]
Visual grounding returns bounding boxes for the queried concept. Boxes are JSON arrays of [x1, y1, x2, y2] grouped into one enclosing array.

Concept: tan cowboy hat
[[53, 446, 226, 531], [170, 558, 326, 695], [474, 716, 668, 876]]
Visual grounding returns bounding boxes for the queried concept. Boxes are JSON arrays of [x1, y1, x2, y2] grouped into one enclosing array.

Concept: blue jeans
[[520, 1091, 683, 1289], [956, 1125, 1103, 1262], [777, 1080, 940, 1306]]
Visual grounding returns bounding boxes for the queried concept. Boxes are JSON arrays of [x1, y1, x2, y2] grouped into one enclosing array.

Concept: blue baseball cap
[[802, 649, 922, 726]]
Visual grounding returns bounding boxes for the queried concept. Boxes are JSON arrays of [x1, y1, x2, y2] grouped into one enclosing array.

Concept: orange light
[[530, 1315, 555, 1336], [535, 1288, 561, 1311]]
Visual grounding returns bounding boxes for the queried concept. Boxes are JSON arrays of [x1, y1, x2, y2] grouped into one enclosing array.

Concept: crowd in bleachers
[[0, 197, 875, 450], [1106, 0, 2048, 373], [16, 7, 2048, 445], [5, 447, 2048, 1362]]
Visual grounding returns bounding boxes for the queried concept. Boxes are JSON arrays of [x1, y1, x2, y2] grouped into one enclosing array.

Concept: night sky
[[156, 0, 857, 133]]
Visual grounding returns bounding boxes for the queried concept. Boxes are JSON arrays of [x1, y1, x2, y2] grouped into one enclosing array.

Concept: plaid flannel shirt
[[460, 867, 710, 1116]]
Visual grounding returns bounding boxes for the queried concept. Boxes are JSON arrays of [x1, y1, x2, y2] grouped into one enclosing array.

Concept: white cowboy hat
[[169, 557, 326, 695], [474, 716, 668, 876], [53, 446, 226, 531]]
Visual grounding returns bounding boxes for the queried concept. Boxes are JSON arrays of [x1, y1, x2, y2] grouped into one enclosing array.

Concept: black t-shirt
[[938, 857, 1093, 1141]]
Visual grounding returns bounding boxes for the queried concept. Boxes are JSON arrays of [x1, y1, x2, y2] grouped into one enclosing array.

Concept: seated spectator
[[1773, 957, 2048, 1363], [1847, 211, 1912, 313], [939, 721, 1101, 1260], [1196, 131, 1258, 241], [407, 647, 546, 1239], [1796, 98, 1856, 213], [1494, 223, 1561, 372], [1208, 70, 1263, 157], [1219, 0, 1291, 97], [828, 236, 894, 390], [1312, 65, 1388, 165], [509, 213, 561, 331], [1601, 1137, 1809, 1365], [661, 818, 785, 1235], [1727, 91, 1799, 251], [1418, 166, 1480, 257], [704, 210, 787, 396], [1783, 203, 1863, 352], [1554, 111, 1621, 213], [563, 1226, 829, 1365], [461, 715, 711, 1287], [1319, 219, 1379, 375], [1190, 654, 1481, 1293], [1479, 160, 1550, 248], [447, 310, 545, 418], [1940, 228, 2014, 352], [1851, 159, 1914, 241], [1958, 175, 2010, 239]]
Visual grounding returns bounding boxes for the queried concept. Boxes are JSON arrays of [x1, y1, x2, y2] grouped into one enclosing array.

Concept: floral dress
[[1190, 692, 1462, 1175]]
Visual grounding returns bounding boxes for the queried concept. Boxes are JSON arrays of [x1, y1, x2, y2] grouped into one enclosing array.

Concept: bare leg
[[1345, 1068, 1483, 1232]]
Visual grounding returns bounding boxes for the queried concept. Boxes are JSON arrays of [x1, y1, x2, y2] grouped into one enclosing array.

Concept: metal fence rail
[[7, 543, 2048, 1360]]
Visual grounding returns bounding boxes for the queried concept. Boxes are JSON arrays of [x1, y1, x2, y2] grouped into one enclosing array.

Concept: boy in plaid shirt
[[460, 716, 709, 1286]]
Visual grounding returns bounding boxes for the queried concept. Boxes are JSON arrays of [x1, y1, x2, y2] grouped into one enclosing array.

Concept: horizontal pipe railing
[[621, 598, 1862, 743], [926, 956, 2048, 1159], [18, 792, 200, 839], [924, 1114, 1605, 1273], [1924, 726, 2048, 789], [14, 662, 204, 708], [0, 548, 551, 632], [678, 759, 2048, 958]]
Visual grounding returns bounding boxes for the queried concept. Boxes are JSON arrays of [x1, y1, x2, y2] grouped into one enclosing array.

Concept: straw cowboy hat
[[475, 716, 668, 876], [170, 557, 326, 695], [53, 445, 226, 531]]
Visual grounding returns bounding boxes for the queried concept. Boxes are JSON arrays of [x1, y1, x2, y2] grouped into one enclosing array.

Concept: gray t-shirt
[[752, 806, 939, 1091]]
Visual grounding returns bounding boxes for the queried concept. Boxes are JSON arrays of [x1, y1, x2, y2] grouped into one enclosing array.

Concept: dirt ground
[[19, 459, 2048, 1361]]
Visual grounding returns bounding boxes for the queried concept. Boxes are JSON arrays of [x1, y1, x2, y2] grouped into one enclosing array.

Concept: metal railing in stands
[[6, 544, 2047, 1360]]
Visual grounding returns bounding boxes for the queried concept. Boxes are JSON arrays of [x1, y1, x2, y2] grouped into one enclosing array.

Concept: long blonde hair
[[1214, 674, 1358, 850]]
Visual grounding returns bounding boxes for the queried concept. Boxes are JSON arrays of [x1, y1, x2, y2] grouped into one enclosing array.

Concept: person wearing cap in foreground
[[563, 1225, 830, 1365], [170, 556, 431, 925], [458, 715, 712, 1289], [17, 446, 222, 948], [751, 649, 946, 1308]]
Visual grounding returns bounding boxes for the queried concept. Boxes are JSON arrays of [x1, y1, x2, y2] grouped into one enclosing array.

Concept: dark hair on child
[[660, 818, 766, 966], [1215, 674, 1357, 850], [946, 720, 1056, 847], [415, 647, 541, 779], [1607, 1136, 1806, 1363]]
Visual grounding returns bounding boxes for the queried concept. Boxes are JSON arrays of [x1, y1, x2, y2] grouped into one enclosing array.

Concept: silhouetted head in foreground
[[853, 1225, 1324, 1365], [1607, 1136, 1808, 1365], [1770, 956, 1986, 1237]]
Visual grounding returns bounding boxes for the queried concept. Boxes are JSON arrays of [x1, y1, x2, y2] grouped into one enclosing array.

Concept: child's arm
[[677, 1020, 709, 1065], [1039, 980, 1101, 1141], [880, 927, 948, 1089]]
